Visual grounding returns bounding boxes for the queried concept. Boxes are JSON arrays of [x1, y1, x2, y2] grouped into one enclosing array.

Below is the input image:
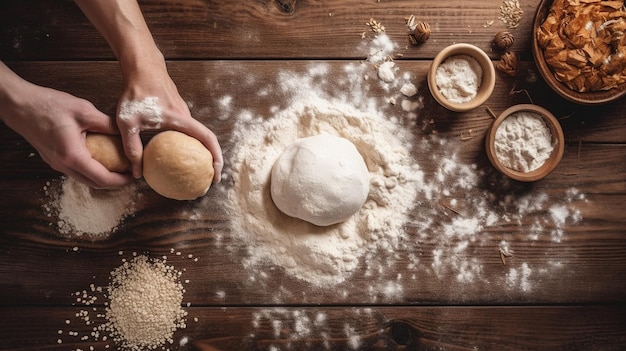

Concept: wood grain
[[1, 0, 625, 350], [2, 0, 539, 60], [1, 62, 624, 307], [0, 306, 624, 350]]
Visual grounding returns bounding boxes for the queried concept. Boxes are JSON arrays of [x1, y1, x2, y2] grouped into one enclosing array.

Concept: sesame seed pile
[[101, 255, 188, 350], [60, 253, 190, 350]]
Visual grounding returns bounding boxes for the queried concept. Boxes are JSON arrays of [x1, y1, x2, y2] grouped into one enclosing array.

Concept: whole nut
[[494, 31, 514, 50], [410, 22, 431, 44], [496, 51, 519, 76]]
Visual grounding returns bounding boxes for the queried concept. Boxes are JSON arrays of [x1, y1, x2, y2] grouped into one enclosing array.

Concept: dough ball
[[143, 130, 214, 200], [85, 133, 130, 173], [271, 134, 370, 226]]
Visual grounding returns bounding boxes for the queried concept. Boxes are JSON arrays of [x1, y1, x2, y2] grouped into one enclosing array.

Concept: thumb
[[80, 106, 118, 135]]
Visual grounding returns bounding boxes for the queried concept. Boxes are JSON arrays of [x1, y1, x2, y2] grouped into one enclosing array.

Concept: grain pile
[[59, 252, 191, 350], [101, 255, 187, 350], [500, 0, 523, 29]]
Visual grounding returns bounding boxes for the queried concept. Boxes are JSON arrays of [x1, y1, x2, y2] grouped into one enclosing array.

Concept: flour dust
[[221, 32, 586, 301], [42, 177, 140, 239]]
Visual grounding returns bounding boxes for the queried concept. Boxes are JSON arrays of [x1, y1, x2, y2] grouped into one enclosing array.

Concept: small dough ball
[[85, 133, 130, 173], [271, 134, 370, 226], [143, 130, 214, 200]]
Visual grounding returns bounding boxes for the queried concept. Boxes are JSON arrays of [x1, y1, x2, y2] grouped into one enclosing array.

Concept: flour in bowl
[[435, 55, 483, 103], [494, 111, 555, 172]]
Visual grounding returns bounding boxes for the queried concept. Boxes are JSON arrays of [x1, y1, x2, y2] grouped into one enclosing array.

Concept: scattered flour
[[377, 61, 396, 82], [250, 308, 374, 350], [222, 32, 586, 299], [227, 69, 422, 286], [118, 97, 163, 132], [43, 177, 139, 239]]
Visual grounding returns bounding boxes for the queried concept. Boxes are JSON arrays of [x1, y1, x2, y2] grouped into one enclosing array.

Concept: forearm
[[74, 0, 165, 80], [0, 62, 30, 125]]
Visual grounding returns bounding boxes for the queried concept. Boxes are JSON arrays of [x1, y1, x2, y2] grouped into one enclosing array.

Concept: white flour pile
[[43, 177, 139, 239], [227, 71, 422, 287], [223, 32, 586, 297]]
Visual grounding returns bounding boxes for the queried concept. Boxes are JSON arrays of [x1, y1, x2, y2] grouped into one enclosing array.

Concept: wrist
[[118, 45, 167, 82], [0, 69, 28, 125]]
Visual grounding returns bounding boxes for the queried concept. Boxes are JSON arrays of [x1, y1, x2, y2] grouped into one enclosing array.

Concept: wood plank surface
[[1, 0, 626, 350], [1, 0, 538, 60], [0, 306, 625, 350]]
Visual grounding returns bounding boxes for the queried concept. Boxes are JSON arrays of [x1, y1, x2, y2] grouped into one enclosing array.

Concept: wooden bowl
[[485, 104, 565, 182], [427, 43, 496, 112], [532, 0, 626, 105]]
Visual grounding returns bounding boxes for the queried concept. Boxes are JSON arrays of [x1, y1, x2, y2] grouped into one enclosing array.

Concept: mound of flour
[[226, 70, 422, 287]]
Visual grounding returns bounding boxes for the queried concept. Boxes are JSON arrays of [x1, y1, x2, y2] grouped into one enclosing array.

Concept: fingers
[[49, 150, 133, 189], [67, 166, 133, 189], [114, 96, 223, 183], [120, 128, 145, 179], [76, 100, 119, 135]]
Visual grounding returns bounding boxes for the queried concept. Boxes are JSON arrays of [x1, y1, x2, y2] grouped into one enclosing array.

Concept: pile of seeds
[[59, 252, 190, 350], [100, 255, 187, 350], [500, 0, 523, 29]]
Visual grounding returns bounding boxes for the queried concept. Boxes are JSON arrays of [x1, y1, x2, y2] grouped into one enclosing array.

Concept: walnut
[[497, 51, 519, 76], [494, 31, 514, 50], [409, 22, 431, 44]]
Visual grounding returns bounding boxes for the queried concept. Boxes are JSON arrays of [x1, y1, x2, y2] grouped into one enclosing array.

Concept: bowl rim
[[485, 104, 565, 182], [532, 0, 626, 105], [427, 43, 496, 112]]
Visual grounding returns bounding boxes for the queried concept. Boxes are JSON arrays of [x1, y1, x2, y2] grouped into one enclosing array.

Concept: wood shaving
[[500, 0, 523, 29], [537, 0, 626, 92]]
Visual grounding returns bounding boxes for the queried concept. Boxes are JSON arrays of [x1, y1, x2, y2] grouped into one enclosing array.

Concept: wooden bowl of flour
[[428, 43, 496, 112], [485, 104, 564, 182]]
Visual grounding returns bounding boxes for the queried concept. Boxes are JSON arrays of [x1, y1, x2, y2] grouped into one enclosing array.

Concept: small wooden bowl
[[485, 104, 565, 182], [532, 0, 626, 105], [428, 43, 496, 112]]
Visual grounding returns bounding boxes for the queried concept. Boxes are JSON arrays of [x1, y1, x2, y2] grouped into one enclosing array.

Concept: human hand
[[116, 60, 223, 182], [0, 81, 132, 189]]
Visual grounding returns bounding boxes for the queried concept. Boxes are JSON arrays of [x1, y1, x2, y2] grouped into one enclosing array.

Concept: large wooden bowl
[[532, 0, 626, 105]]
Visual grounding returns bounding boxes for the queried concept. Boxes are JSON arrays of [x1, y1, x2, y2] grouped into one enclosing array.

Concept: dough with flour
[[270, 134, 370, 226], [85, 133, 130, 173], [143, 130, 214, 200]]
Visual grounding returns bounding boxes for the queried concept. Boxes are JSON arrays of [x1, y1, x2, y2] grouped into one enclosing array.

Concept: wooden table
[[1, 1, 625, 350]]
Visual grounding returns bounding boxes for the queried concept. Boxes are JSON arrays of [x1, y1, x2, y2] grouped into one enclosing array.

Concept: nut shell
[[497, 51, 519, 76], [410, 22, 431, 44], [494, 31, 515, 50]]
